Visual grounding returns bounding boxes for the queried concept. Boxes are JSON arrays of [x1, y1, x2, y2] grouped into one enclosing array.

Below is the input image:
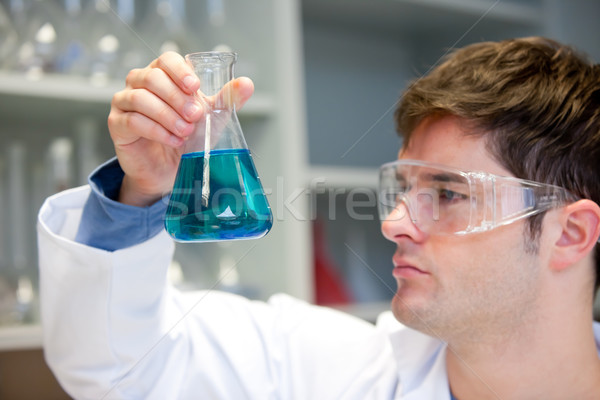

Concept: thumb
[[231, 77, 255, 110], [209, 77, 255, 110]]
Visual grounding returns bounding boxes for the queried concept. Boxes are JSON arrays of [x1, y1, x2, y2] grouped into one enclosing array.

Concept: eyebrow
[[421, 172, 466, 184], [395, 170, 408, 182]]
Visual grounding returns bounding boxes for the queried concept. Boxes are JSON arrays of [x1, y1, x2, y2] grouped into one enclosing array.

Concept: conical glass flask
[[138, 0, 194, 56], [165, 51, 273, 242]]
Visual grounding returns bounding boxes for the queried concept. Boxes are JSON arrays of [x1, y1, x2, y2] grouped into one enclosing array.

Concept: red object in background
[[313, 218, 353, 305]]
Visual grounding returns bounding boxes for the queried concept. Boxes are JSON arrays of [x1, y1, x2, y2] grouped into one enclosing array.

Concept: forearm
[[37, 167, 396, 398], [37, 184, 282, 398], [38, 187, 192, 399]]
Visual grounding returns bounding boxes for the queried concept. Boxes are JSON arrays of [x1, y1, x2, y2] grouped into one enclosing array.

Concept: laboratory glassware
[[0, 2, 18, 64], [164, 51, 273, 242], [84, 0, 145, 84], [138, 0, 193, 56], [6, 0, 63, 77]]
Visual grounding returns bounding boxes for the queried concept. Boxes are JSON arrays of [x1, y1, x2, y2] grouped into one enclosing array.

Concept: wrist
[[119, 175, 166, 207]]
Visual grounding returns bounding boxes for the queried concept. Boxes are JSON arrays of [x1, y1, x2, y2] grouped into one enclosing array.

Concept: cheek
[[441, 229, 540, 301], [428, 232, 517, 287]]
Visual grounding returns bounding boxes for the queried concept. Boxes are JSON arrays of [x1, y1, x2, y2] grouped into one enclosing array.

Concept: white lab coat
[[37, 186, 460, 399]]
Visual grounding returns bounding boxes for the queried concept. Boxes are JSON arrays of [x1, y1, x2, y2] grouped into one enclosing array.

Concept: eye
[[397, 181, 411, 193], [437, 188, 468, 203]]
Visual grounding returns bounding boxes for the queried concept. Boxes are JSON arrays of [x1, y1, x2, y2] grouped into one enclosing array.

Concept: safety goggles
[[378, 159, 579, 236]]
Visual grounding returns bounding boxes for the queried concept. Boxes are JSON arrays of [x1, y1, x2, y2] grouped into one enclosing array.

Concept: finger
[[148, 51, 200, 95], [109, 107, 184, 148], [210, 77, 255, 110], [110, 85, 193, 137], [125, 66, 203, 124], [113, 87, 197, 140], [232, 77, 255, 110]]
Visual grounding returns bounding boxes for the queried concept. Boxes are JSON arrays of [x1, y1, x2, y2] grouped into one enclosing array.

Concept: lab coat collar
[[380, 317, 600, 400], [377, 312, 450, 399]]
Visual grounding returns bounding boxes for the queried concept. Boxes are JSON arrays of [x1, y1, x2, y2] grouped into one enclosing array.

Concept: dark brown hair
[[395, 37, 600, 291]]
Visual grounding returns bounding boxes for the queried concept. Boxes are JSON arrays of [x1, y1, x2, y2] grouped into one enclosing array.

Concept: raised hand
[[107, 52, 254, 207]]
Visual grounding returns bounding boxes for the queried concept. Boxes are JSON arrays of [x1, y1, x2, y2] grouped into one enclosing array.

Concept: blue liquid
[[165, 149, 273, 242]]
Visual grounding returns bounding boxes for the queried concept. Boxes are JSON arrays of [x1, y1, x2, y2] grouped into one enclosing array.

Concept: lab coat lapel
[[386, 318, 450, 399]]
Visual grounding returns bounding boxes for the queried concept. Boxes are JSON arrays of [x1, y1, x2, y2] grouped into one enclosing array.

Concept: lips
[[392, 257, 428, 279]]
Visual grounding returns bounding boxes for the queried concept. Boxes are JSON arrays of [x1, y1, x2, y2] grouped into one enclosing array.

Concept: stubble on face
[[391, 228, 542, 345], [387, 115, 545, 345]]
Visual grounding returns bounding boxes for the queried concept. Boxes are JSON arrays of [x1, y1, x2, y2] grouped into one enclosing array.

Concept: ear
[[550, 200, 600, 271]]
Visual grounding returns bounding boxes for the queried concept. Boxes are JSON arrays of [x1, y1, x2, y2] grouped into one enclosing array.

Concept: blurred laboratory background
[[0, 0, 599, 397]]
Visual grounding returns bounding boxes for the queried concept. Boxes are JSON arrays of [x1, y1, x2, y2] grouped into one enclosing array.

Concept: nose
[[381, 201, 428, 243]]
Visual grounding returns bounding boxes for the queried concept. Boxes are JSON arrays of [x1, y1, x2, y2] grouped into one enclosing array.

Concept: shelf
[[0, 324, 42, 352], [397, 0, 543, 24], [308, 166, 379, 189], [302, 0, 543, 35], [0, 71, 121, 103], [0, 71, 275, 119]]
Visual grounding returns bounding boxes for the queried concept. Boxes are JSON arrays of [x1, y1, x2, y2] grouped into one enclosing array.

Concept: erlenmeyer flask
[[56, 0, 89, 75], [6, 0, 63, 77], [164, 52, 273, 242], [138, 0, 194, 56], [0, 3, 19, 64], [84, 0, 144, 85]]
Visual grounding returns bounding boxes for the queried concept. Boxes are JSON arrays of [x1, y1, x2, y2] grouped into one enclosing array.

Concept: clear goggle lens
[[378, 160, 577, 236]]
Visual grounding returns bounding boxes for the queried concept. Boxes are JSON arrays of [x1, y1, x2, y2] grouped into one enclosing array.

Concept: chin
[[391, 292, 426, 328], [390, 287, 448, 335]]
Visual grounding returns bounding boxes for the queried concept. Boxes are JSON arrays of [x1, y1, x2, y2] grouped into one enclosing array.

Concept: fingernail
[[184, 102, 200, 119], [169, 135, 184, 147], [183, 75, 198, 90], [175, 119, 189, 134]]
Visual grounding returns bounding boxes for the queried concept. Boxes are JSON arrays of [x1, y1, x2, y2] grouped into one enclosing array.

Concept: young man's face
[[382, 115, 543, 341]]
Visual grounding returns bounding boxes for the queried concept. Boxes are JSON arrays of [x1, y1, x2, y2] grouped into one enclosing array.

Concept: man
[[38, 37, 600, 399]]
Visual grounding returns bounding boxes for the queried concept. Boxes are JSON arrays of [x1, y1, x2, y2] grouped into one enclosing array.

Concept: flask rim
[[185, 51, 238, 63]]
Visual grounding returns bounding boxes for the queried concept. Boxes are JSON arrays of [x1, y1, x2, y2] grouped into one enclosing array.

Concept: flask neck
[[183, 51, 247, 154], [186, 52, 237, 110]]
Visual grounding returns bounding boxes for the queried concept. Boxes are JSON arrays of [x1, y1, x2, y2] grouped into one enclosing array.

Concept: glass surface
[[5, 0, 63, 76], [138, 0, 193, 55], [165, 51, 272, 242], [84, 0, 144, 84], [0, 3, 18, 64], [378, 159, 577, 235], [165, 149, 272, 242]]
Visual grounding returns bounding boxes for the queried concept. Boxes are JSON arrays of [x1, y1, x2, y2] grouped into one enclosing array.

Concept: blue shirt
[[75, 158, 167, 251]]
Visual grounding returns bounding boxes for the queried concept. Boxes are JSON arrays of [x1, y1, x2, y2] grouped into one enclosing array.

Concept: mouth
[[392, 257, 428, 279]]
